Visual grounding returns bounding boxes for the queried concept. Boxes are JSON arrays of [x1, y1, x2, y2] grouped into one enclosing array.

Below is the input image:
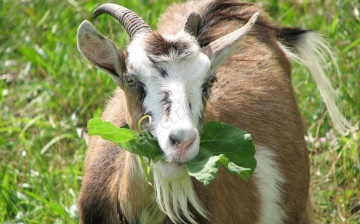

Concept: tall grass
[[1, 0, 358, 223]]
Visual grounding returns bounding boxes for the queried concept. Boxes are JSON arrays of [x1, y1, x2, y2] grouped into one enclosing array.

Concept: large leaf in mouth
[[87, 118, 256, 186], [186, 121, 256, 186], [87, 118, 162, 161]]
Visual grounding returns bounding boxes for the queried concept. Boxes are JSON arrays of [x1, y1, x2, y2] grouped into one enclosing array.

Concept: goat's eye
[[207, 76, 216, 87], [126, 76, 137, 86]]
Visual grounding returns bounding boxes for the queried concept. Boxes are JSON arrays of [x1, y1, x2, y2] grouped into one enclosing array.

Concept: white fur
[[279, 32, 357, 135], [152, 161, 207, 223], [253, 145, 286, 224], [127, 32, 212, 164]]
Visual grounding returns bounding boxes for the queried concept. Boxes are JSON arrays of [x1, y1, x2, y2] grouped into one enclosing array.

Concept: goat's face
[[77, 4, 258, 176], [126, 32, 214, 164]]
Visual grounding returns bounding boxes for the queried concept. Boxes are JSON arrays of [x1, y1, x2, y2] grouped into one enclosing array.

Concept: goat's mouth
[[167, 161, 185, 168], [160, 143, 200, 165]]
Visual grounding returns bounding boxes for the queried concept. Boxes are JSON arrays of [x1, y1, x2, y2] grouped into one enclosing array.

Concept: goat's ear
[[77, 20, 125, 84], [202, 12, 259, 68]]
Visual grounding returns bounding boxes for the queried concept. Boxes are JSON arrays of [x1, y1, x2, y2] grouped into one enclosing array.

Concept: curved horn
[[93, 3, 151, 38]]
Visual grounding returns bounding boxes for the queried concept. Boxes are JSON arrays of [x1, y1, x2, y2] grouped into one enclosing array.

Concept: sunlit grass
[[1, 0, 358, 223]]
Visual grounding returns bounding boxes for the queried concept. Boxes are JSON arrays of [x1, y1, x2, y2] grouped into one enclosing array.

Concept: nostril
[[169, 133, 182, 145]]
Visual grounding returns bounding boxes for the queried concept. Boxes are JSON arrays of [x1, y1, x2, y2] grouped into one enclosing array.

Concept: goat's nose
[[169, 129, 197, 151]]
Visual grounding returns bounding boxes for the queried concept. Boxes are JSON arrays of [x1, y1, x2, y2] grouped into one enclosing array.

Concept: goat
[[76, 0, 355, 223]]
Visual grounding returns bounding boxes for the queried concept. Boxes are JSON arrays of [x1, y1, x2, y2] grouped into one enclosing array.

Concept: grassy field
[[0, 0, 358, 223]]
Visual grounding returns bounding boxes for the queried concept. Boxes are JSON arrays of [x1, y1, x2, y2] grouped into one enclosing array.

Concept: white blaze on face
[[146, 61, 208, 164], [127, 32, 212, 165]]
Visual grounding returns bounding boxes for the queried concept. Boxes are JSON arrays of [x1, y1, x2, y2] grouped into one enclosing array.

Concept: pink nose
[[169, 129, 197, 155]]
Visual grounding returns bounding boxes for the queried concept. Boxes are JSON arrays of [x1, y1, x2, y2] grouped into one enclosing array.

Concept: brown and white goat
[[76, 1, 354, 223]]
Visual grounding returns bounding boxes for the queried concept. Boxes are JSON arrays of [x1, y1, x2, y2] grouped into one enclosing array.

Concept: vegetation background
[[0, 0, 358, 223]]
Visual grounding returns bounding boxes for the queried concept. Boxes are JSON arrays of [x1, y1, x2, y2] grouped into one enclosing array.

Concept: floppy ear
[[202, 12, 259, 68], [77, 20, 125, 84]]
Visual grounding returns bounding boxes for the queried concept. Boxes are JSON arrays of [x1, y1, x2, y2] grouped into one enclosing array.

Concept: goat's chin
[[153, 161, 188, 180]]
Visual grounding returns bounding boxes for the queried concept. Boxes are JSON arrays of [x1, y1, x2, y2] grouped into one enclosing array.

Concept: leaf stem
[[139, 156, 151, 181], [137, 115, 152, 132]]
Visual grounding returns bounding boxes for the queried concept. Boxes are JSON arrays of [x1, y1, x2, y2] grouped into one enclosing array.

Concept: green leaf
[[88, 118, 135, 143], [87, 118, 256, 186], [128, 132, 163, 161], [186, 152, 229, 186], [188, 121, 257, 185], [87, 118, 162, 161], [202, 121, 256, 171]]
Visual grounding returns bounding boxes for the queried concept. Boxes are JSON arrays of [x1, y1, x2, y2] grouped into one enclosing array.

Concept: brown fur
[[144, 32, 192, 58], [79, 0, 313, 223]]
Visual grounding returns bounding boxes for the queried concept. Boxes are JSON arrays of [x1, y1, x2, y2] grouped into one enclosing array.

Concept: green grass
[[0, 0, 358, 223]]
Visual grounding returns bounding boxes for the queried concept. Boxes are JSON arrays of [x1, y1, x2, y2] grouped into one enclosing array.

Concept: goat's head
[[77, 3, 258, 175]]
